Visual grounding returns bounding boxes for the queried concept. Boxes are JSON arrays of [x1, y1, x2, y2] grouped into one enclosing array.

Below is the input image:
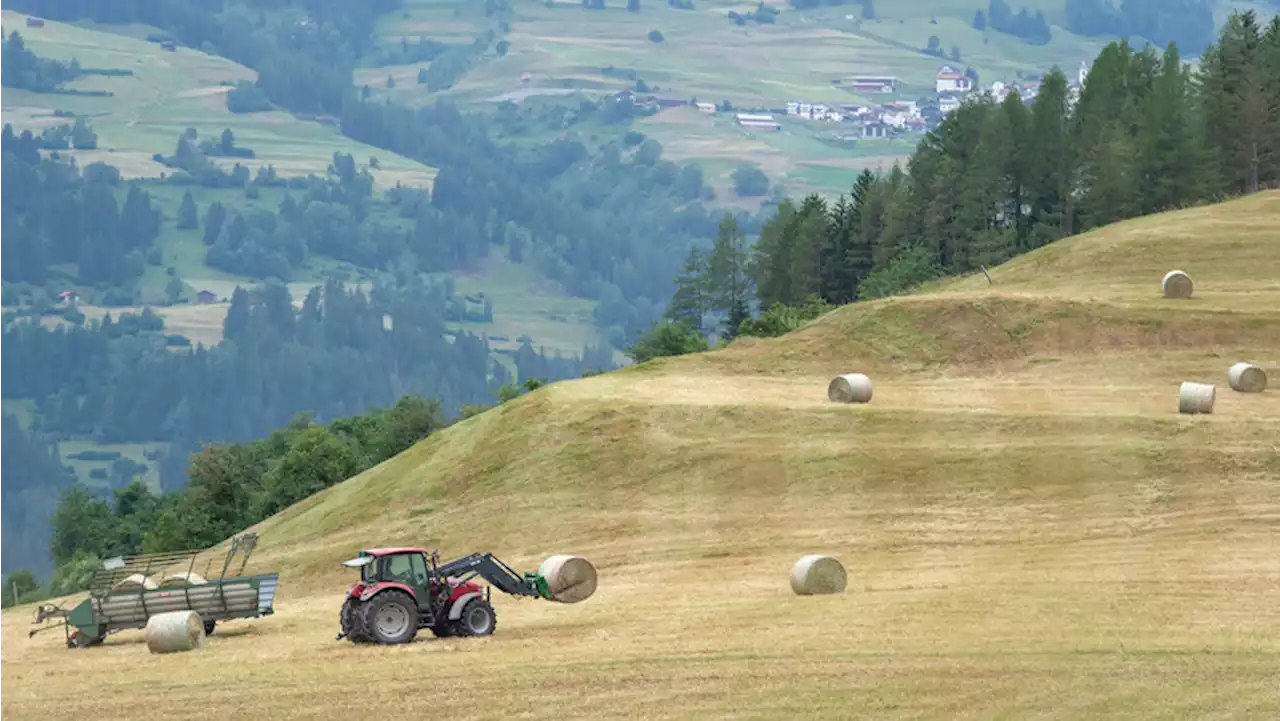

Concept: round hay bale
[[145, 610, 206, 654], [1178, 381, 1215, 414], [113, 573, 158, 592], [158, 572, 208, 588], [537, 555, 598, 604], [1162, 270, 1194, 299], [790, 555, 847, 596], [828, 373, 873, 404], [1227, 362, 1267, 393]]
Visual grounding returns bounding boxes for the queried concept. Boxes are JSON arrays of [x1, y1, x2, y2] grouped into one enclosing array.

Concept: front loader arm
[[436, 553, 552, 600]]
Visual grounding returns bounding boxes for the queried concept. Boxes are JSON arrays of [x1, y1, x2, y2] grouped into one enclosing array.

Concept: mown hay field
[[4, 193, 1279, 720]]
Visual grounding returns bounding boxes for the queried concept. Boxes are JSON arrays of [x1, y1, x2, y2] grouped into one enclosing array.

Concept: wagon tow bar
[[28, 603, 69, 638]]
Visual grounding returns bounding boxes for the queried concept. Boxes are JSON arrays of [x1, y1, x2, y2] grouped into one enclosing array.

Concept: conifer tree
[[707, 214, 751, 337], [666, 246, 710, 334], [177, 190, 198, 230]]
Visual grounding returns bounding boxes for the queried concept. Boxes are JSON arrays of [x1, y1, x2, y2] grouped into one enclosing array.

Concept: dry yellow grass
[[4, 193, 1280, 719]]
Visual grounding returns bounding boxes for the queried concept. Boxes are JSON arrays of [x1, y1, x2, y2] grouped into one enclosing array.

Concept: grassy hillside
[[0, 10, 437, 189], [5, 191, 1278, 719]]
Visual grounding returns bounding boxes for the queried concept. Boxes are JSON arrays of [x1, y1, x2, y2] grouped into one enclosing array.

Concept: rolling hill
[[4, 191, 1278, 719], [0, 9, 437, 189]]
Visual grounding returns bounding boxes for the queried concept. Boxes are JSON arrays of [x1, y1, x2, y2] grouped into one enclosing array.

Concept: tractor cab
[[341, 548, 453, 601]]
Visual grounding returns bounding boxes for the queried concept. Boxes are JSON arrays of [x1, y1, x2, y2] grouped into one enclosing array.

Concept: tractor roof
[[361, 547, 426, 557]]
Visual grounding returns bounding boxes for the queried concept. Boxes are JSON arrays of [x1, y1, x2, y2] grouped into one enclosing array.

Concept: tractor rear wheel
[[451, 598, 496, 637], [359, 590, 418, 644], [341, 597, 371, 643]]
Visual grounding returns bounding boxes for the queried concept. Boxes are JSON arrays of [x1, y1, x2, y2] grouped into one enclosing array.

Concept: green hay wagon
[[29, 533, 279, 648]]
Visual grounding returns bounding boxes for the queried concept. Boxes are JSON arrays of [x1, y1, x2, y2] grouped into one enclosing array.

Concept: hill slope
[[4, 191, 1279, 718], [0, 10, 437, 189]]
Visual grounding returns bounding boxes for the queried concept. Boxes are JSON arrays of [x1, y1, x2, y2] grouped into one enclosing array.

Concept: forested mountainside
[[3, 0, 1277, 586]]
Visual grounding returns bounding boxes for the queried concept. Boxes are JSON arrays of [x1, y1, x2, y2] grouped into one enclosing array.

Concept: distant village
[[609, 61, 1090, 141]]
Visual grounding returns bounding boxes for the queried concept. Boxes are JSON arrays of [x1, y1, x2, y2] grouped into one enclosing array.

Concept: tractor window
[[408, 553, 430, 586], [362, 561, 378, 584], [385, 554, 415, 584]]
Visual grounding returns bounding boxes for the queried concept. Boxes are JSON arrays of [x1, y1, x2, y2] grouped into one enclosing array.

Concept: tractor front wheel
[[430, 616, 455, 638], [451, 598, 496, 638], [341, 597, 371, 643], [359, 590, 418, 645]]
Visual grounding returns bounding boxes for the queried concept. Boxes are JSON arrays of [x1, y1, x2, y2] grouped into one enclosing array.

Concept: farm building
[[849, 75, 898, 93], [26, 16, 45, 27], [859, 122, 890, 139], [196, 290, 218, 304], [647, 94, 689, 109], [735, 113, 780, 131]]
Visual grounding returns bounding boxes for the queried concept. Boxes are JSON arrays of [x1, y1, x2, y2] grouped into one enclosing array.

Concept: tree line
[[2, 394, 445, 607], [1064, 0, 1218, 55], [3, 30, 82, 91], [634, 13, 1280, 355], [2, 126, 162, 288]]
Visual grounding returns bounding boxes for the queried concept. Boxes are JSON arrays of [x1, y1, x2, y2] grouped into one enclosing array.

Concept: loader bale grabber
[[29, 532, 280, 649]]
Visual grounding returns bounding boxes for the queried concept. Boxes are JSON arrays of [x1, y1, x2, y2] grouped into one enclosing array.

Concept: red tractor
[[337, 547, 556, 644]]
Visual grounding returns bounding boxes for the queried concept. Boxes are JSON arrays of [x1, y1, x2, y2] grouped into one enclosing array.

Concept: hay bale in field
[[145, 610, 206, 654], [158, 572, 208, 587], [113, 573, 158, 591], [1162, 270, 1194, 299], [1178, 381, 1215, 414], [790, 555, 847, 596], [828, 373, 873, 404], [1227, 362, 1267, 393], [537, 555, 598, 604]]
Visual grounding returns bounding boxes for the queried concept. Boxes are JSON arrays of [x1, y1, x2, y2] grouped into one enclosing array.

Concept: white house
[[936, 65, 973, 94], [786, 101, 842, 122], [882, 100, 919, 117], [938, 95, 961, 113], [881, 110, 910, 129], [696, 102, 716, 113]]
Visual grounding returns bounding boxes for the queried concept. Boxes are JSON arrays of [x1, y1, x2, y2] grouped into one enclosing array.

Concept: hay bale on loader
[[1227, 363, 1267, 393], [790, 555, 847, 596], [145, 610, 207, 654], [537, 555, 598, 603]]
